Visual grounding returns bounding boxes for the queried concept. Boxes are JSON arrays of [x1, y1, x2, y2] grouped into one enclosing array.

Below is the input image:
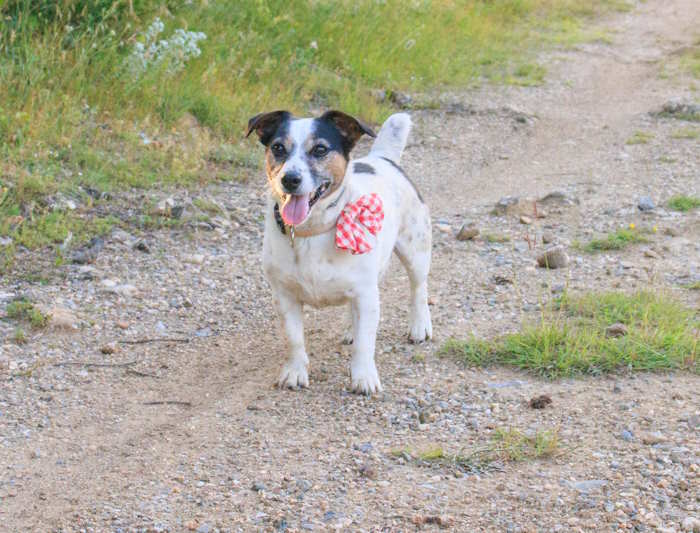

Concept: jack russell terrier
[[246, 110, 432, 394]]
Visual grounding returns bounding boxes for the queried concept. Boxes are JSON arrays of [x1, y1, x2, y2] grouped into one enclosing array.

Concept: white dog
[[246, 110, 432, 394]]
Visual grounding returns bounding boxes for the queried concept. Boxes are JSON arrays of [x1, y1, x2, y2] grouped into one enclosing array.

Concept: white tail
[[369, 113, 411, 163]]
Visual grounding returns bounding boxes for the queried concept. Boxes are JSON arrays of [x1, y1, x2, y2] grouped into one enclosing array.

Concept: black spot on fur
[[380, 156, 424, 203], [312, 118, 352, 159], [273, 203, 286, 235], [354, 162, 376, 174]]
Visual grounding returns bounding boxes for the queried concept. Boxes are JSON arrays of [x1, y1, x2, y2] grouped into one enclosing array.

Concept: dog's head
[[246, 110, 375, 226]]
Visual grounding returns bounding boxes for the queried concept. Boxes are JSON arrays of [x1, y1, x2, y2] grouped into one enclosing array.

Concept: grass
[[440, 291, 698, 378], [13, 327, 27, 344], [6, 298, 48, 328], [670, 128, 699, 140], [0, 0, 631, 268], [395, 427, 561, 471], [582, 228, 649, 253], [667, 195, 700, 212], [683, 281, 700, 290], [483, 232, 512, 243], [626, 131, 654, 145]]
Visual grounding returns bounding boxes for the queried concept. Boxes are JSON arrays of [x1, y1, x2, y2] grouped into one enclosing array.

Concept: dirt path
[[1, 1, 699, 531]]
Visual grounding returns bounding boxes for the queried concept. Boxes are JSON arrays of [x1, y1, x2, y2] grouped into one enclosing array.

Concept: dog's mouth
[[280, 181, 330, 226]]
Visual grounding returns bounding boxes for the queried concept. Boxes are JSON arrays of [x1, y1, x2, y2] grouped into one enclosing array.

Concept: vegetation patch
[[667, 195, 700, 212], [440, 291, 698, 378], [670, 128, 699, 140], [626, 131, 654, 145], [393, 428, 561, 472], [582, 228, 649, 252], [6, 299, 48, 328]]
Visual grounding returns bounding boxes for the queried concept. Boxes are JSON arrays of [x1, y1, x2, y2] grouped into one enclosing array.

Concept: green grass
[[670, 128, 699, 140], [396, 427, 561, 471], [0, 0, 633, 268], [483, 232, 512, 243], [683, 281, 700, 290], [6, 298, 48, 328], [626, 131, 654, 145], [440, 291, 698, 378], [13, 327, 27, 344], [667, 195, 700, 212], [582, 228, 649, 253]]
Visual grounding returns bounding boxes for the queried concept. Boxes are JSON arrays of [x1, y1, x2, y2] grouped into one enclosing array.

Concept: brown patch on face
[[313, 151, 347, 194]]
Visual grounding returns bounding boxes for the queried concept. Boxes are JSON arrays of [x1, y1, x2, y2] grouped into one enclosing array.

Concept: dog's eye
[[271, 143, 286, 156], [311, 145, 328, 157]]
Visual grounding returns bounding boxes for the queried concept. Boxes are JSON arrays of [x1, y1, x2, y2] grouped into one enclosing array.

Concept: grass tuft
[[626, 131, 654, 145], [6, 299, 48, 328], [440, 291, 698, 378], [582, 228, 648, 253], [670, 128, 699, 140], [667, 195, 700, 212]]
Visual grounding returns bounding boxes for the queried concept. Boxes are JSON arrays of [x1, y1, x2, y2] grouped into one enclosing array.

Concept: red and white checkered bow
[[335, 193, 384, 254]]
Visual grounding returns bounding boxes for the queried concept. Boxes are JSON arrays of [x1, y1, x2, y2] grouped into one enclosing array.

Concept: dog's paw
[[409, 310, 433, 344], [277, 360, 309, 390], [351, 363, 382, 395]]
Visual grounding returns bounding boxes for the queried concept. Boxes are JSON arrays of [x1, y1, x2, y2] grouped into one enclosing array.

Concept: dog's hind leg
[[272, 285, 309, 389], [395, 215, 433, 343]]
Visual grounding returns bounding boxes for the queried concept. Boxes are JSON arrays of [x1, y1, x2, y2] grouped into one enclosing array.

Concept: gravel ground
[[1, 0, 699, 531]]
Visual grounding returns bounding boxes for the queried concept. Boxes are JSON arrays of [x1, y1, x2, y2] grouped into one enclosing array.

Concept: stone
[[620, 430, 634, 442], [537, 245, 569, 269], [542, 232, 556, 244], [184, 254, 205, 265], [45, 306, 79, 331], [519, 215, 532, 224], [493, 196, 540, 218], [389, 90, 412, 108], [251, 481, 266, 492], [539, 191, 579, 206], [100, 343, 118, 355], [70, 237, 104, 265], [682, 517, 700, 533], [573, 479, 607, 493], [641, 432, 667, 445], [605, 323, 628, 338], [434, 222, 451, 233], [456, 224, 479, 241], [638, 196, 655, 211]]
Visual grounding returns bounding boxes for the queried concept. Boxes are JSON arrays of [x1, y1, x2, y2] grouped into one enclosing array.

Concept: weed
[[667, 195, 700, 212], [6, 299, 48, 328], [440, 291, 698, 378], [626, 131, 654, 145], [683, 281, 700, 290], [483, 233, 511, 243], [670, 128, 699, 140], [13, 327, 27, 344], [582, 228, 648, 252]]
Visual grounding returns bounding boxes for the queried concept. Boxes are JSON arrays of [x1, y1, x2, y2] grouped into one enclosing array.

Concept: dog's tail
[[369, 113, 411, 163]]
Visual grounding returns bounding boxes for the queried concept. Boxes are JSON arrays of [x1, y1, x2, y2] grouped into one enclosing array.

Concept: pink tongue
[[281, 194, 310, 226]]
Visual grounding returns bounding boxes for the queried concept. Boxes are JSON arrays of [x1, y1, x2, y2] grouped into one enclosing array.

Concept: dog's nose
[[281, 172, 302, 192]]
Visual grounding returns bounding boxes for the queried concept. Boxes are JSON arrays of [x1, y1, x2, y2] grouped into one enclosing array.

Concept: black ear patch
[[246, 110, 291, 146], [320, 110, 376, 153]]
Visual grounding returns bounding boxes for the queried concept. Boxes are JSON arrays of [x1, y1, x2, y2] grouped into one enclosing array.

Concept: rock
[[682, 517, 700, 533], [111, 229, 134, 244], [196, 525, 212, 533], [100, 343, 118, 355], [641, 432, 667, 445], [358, 463, 377, 479], [638, 196, 655, 211], [184, 254, 205, 265], [132, 240, 150, 253], [115, 284, 138, 297], [539, 191, 579, 206], [572, 479, 607, 493], [389, 90, 412, 108], [251, 481, 266, 492], [493, 196, 540, 218], [663, 226, 680, 237], [643, 248, 660, 259], [537, 245, 569, 269], [456, 224, 479, 241], [656, 100, 700, 121], [688, 414, 700, 430], [542, 232, 555, 244], [605, 323, 628, 338], [620, 429, 634, 442], [613, 383, 622, 393], [70, 237, 104, 264], [45, 307, 79, 331], [529, 394, 552, 409], [519, 215, 532, 225], [0, 236, 12, 247], [434, 221, 451, 234], [153, 198, 185, 218]]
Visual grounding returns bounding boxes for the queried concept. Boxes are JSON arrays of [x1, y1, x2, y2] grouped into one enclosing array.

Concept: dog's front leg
[[350, 287, 382, 395], [272, 286, 309, 389]]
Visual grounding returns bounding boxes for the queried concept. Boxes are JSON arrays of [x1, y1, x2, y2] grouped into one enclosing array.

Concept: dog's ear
[[320, 110, 376, 153], [246, 110, 291, 146]]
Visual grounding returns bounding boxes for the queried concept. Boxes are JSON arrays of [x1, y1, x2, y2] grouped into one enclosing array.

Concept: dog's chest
[[264, 233, 361, 307]]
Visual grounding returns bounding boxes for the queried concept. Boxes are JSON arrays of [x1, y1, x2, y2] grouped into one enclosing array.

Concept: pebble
[[621, 429, 634, 442], [573, 479, 608, 493], [638, 196, 655, 211], [45, 306, 79, 331], [519, 215, 532, 224], [682, 517, 700, 533], [456, 224, 479, 241], [537, 245, 569, 269], [605, 323, 628, 338], [642, 432, 667, 445], [542, 231, 555, 244], [100, 343, 118, 355]]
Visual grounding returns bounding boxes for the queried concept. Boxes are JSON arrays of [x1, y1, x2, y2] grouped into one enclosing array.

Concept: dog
[[246, 110, 432, 394]]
